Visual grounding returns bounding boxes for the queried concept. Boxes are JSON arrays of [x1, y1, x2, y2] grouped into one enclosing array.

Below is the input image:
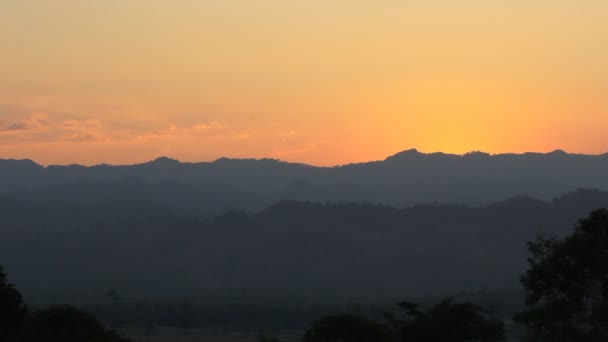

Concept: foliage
[[395, 299, 506, 342], [3, 189, 608, 303], [304, 314, 389, 342], [304, 300, 505, 342], [18, 306, 130, 342], [0, 265, 27, 341], [258, 334, 281, 342], [516, 209, 608, 341]]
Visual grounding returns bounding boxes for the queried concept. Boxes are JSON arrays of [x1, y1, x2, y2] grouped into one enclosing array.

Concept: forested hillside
[[2, 188, 607, 303]]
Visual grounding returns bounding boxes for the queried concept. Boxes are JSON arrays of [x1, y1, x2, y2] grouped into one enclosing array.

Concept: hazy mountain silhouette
[[2, 188, 608, 303], [2, 149, 608, 207]]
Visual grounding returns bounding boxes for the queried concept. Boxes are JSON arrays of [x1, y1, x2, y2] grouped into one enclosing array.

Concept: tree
[[178, 299, 193, 334], [393, 300, 505, 342], [105, 289, 122, 329], [0, 265, 27, 341], [105, 289, 121, 304], [304, 314, 389, 342], [516, 209, 608, 341], [18, 306, 130, 342], [258, 334, 281, 342]]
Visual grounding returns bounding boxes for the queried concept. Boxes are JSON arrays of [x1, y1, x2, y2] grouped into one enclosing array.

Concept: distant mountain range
[[3, 149, 608, 303], [2, 149, 608, 208], [2, 188, 608, 302]]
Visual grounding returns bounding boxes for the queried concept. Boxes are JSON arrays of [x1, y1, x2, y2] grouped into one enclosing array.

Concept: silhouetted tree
[[395, 299, 506, 342], [178, 299, 193, 334], [304, 314, 389, 342], [258, 334, 281, 342], [143, 303, 158, 337], [0, 265, 27, 341], [18, 306, 129, 342], [105, 289, 120, 304], [105, 289, 121, 328], [516, 209, 608, 341]]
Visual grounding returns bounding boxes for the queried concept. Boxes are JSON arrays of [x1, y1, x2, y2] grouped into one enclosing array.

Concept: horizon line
[[2, 148, 608, 168]]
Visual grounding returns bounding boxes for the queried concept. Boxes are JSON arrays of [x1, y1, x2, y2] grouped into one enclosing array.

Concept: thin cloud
[[275, 130, 298, 139], [58, 119, 106, 142], [193, 121, 225, 131], [149, 124, 185, 137], [0, 113, 107, 143], [146, 121, 228, 138], [273, 143, 318, 157], [0, 113, 50, 132]]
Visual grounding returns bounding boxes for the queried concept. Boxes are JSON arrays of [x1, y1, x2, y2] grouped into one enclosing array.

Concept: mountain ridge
[[3, 148, 608, 169], [2, 149, 608, 206], [2, 188, 608, 300]]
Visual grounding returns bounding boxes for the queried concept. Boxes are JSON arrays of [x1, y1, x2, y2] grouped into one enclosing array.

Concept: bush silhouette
[[396, 299, 506, 342], [18, 306, 129, 342], [304, 314, 389, 342]]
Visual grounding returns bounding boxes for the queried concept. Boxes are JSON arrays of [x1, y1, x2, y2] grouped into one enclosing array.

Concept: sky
[[1, 1, 607, 166]]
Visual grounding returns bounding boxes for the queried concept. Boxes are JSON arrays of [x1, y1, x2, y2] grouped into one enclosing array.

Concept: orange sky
[[1, 1, 607, 166]]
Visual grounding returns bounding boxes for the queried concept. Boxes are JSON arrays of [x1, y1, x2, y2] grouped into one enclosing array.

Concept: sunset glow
[[1, 1, 607, 166]]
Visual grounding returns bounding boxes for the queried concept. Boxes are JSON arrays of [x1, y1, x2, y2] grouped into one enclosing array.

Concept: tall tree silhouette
[[179, 299, 193, 335], [105, 289, 122, 329], [516, 209, 608, 341], [0, 265, 27, 341]]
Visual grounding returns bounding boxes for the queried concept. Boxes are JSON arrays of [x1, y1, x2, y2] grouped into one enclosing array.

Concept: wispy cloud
[[1, 113, 50, 132], [0, 108, 254, 148], [0, 113, 108, 143], [0, 110, 323, 165], [143, 120, 229, 139], [272, 143, 318, 157], [192, 121, 225, 132], [58, 119, 105, 142]]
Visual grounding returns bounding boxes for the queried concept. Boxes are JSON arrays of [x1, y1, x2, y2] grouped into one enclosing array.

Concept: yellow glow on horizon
[[1, 1, 607, 166]]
